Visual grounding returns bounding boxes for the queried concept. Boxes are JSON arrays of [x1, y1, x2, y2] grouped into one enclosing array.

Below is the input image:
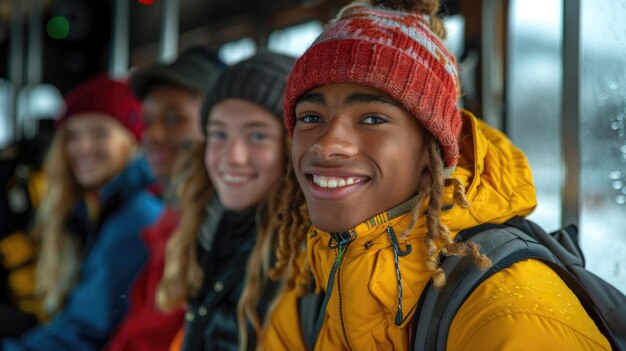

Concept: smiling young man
[[105, 48, 225, 351], [130, 47, 226, 191], [260, 1, 611, 350], [293, 83, 428, 232]]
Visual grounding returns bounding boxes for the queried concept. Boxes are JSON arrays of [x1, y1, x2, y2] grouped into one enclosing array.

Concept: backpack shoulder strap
[[412, 221, 559, 351], [298, 271, 324, 351]]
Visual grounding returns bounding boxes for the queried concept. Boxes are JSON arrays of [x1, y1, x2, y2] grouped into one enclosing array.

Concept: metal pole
[[561, 0, 581, 228], [159, 0, 179, 63], [481, 0, 503, 130], [27, 0, 43, 86], [9, 0, 24, 140], [110, 0, 130, 78], [23, 0, 44, 138]]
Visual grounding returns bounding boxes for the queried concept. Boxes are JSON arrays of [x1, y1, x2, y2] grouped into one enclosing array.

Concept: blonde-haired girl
[[157, 52, 296, 351], [2, 74, 163, 351]]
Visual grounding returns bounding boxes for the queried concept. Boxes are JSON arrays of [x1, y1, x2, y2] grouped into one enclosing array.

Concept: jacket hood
[[441, 110, 536, 235]]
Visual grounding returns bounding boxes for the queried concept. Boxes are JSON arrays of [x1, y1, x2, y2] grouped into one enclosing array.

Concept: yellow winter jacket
[[262, 111, 611, 350]]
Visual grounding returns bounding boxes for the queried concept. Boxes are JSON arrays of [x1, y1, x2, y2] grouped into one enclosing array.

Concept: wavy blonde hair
[[33, 124, 137, 315], [32, 130, 82, 315], [156, 135, 292, 350]]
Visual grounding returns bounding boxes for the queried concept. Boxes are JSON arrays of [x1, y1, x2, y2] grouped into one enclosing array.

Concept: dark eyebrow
[[296, 92, 326, 106], [207, 120, 225, 127], [345, 93, 403, 109], [243, 121, 274, 130]]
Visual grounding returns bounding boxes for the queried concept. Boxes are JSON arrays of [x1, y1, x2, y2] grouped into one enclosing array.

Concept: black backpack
[[299, 216, 626, 351]]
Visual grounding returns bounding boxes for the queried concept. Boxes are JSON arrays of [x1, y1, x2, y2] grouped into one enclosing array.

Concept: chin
[[220, 199, 253, 212], [310, 212, 355, 233]]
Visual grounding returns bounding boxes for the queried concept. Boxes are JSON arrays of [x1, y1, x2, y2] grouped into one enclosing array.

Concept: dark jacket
[[2, 156, 164, 351], [182, 198, 275, 351]]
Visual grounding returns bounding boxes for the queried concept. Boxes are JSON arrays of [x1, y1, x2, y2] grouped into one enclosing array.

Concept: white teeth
[[223, 174, 248, 183], [312, 175, 363, 188], [318, 176, 328, 187]]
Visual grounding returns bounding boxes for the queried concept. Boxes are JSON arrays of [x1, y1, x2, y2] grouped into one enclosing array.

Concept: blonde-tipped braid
[[423, 137, 491, 289], [237, 136, 302, 351], [268, 165, 310, 293]]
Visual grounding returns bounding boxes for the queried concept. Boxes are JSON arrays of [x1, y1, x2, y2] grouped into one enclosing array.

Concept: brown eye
[[297, 114, 323, 123], [360, 115, 387, 124]]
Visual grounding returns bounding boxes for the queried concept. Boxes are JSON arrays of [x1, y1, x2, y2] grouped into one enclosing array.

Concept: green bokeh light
[[47, 16, 70, 39]]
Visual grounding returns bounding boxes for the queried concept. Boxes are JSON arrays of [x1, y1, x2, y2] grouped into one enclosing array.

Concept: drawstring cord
[[387, 225, 411, 326], [307, 231, 356, 348]]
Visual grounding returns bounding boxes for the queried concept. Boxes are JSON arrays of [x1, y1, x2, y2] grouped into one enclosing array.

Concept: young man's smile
[[292, 83, 430, 232]]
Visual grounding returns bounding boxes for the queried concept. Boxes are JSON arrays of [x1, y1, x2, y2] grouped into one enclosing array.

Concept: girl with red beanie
[[261, 1, 611, 350], [1, 74, 164, 351]]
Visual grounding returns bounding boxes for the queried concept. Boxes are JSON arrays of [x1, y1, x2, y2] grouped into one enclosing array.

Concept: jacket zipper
[[309, 232, 354, 350], [331, 233, 352, 350], [337, 264, 351, 349]]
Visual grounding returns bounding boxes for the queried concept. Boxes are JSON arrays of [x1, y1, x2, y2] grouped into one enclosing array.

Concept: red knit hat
[[58, 73, 143, 141], [283, 1, 462, 168]]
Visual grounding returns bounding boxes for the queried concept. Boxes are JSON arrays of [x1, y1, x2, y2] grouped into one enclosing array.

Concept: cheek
[[110, 138, 134, 170], [64, 142, 77, 162], [255, 146, 284, 182], [377, 135, 424, 187], [176, 120, 196, 137], [291, 134, 307, 173]]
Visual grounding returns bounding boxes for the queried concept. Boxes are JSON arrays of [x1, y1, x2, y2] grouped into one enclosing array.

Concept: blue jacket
[[2, 156, 164, 351]]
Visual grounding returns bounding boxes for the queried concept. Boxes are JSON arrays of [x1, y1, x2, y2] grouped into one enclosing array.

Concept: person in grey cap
[[155, 51, 296, 351], [130, 46, 226, 190], [103, 47, 225, 351]]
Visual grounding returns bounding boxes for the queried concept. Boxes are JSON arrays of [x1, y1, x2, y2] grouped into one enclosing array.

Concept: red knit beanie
[[58, 73, 143, 141], [283, 1, 462, 168]]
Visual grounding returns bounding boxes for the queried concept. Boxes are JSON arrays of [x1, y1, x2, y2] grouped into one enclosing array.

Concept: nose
[[143, 119, 167, 144], [310, 117, 358, 160], [68, 134, 95, 157], [225, 137, 248, 165]]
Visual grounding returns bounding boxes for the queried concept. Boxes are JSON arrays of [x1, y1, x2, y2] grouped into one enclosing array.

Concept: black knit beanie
[[200, 51, 296, 134], [130, 46, 226, 99]]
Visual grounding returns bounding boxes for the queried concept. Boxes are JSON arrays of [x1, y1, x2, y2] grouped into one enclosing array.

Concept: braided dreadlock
[[236, 137, 305, 351], [422, 136, 490, 288], [267, 162, 310, 294]]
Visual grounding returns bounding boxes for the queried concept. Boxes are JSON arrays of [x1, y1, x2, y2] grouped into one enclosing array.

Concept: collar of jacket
[[307, 196, 421, 265], [99, 155, 156, 205], [197, 196, 258, 252], [71, 156, 157, 226]]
